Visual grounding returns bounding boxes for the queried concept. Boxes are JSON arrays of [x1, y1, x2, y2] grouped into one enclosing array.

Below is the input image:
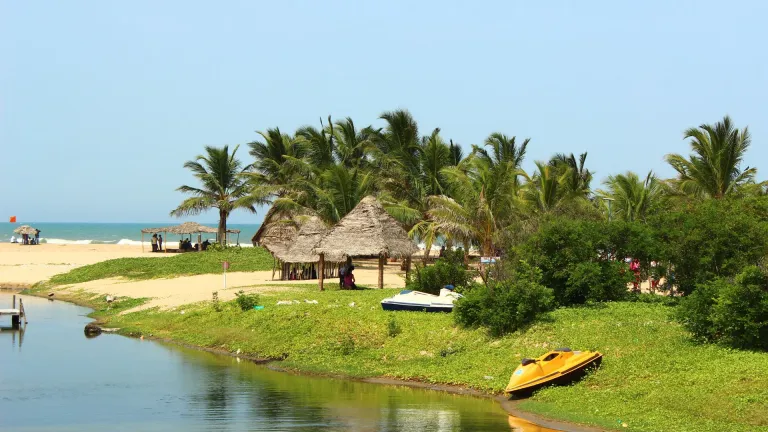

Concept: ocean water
[[0, 222, 260, 246]]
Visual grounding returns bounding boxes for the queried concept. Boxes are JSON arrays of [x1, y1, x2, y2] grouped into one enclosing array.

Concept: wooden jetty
[[1, 295, 27, 329]]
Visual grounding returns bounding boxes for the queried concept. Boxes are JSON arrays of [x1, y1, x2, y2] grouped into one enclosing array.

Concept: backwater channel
[[0, 293, 559, 431]]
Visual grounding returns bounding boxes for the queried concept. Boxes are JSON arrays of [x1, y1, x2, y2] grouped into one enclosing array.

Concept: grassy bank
[[32, 284, 768, 432], [48, 247, 273, 284]]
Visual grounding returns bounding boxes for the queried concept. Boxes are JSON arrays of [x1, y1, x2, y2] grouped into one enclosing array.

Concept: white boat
[[381, 287, 463, 312]]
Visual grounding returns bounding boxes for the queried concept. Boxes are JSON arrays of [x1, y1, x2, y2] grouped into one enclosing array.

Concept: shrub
[[387, 316, 402, 338], [406, 250, 472, 295], [517, 218, 652, 305], [677, 266, 768, 350], [234, 290, 260, 311], [211, 291, 222, 312], [455, 261, 554, 336], [653, 197, 768, 295]]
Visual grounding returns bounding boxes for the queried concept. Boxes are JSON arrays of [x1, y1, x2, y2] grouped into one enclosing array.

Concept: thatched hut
[[13, 225, 40, 245], [314, 196, 418, 289], [251, 207, 303, 258], [272, 216, 337, 281], [140, 222, 240, 252]]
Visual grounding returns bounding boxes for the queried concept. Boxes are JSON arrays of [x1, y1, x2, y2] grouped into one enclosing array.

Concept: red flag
[[9, 216, 16, 223]]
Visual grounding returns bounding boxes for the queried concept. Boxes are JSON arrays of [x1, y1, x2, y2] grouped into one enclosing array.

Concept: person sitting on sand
[[343, 266, 357, 290], [201, 239, 210, 251]]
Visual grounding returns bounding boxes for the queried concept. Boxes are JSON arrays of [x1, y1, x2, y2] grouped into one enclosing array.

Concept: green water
[[0, 294, 545, 431]]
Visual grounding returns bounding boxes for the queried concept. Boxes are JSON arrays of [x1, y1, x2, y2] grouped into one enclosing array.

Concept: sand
[[0, 243, 408, 311], [0, 243, 163, 286]]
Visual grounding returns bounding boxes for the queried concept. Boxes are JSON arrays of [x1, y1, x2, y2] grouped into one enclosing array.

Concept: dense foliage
[[653, 197, 768, 295], [455, 261, 554, 336], [677, 266, 768, 350], [405, 250, 472, 295], [516, 219, 655, 305]]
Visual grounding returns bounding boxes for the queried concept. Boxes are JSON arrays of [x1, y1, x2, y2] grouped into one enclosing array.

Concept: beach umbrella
[[13, 225, 38, 235]]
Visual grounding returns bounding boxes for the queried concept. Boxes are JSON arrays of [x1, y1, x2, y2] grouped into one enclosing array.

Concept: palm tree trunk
[[218, 209, 227, 246]]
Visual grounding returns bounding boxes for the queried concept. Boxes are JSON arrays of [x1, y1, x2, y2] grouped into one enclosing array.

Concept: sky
[[1, 0, 767, 224]]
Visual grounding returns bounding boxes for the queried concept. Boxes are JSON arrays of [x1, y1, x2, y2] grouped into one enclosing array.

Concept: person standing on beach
[[158, 234, 163, 252], [34, 230, 40, 245], [151, 233, 158, 252]]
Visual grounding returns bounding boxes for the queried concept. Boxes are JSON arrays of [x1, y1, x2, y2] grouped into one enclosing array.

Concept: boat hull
[[507, 355, 602, 398], [380, 302, 453, 312]]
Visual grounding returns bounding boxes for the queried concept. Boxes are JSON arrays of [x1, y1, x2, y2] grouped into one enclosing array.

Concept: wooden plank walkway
[[2, 295, 26, 329]]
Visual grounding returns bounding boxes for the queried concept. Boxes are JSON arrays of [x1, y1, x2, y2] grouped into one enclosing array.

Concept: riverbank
[[24, 282, 768, 432]]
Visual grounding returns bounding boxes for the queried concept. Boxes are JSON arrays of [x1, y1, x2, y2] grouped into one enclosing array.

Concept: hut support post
[[378, 253, 385, 289], [318, 254, 325, 291]]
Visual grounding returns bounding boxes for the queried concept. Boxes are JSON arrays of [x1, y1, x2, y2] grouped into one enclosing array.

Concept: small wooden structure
[[140, 222, 241, 252], [313, 196, 418, 290], [1, 295, 27, 329], [271, 216, 341, 281], [13, 225, 40, 245]]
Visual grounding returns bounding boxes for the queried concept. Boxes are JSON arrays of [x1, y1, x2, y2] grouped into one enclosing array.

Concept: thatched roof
[[314, 196, 418, 260], [141, 222, 240, 235], [13, 225, 38, 235], [251, 206, 308, 256], [275, 216, 329, 263]]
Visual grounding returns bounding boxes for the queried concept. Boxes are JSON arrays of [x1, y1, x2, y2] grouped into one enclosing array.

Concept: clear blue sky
[[2, 0, 766, 224]]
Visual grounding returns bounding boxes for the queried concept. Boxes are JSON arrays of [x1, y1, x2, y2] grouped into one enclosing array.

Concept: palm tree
[[248, 128, 305, 195], [665, 115, 756, 198], [474, 133, 529, 191], [332, 117, 377, 169], [598, 171, 662, 222], [171, 145, 264, 245], [428, 155, 519, 256], [549, 152, 592, 198], [521, 161, 567, 213]]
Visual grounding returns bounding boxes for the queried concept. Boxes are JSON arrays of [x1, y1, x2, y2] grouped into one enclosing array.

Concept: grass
[[59, 287, 768, 432], [46, 247, 274, 284]]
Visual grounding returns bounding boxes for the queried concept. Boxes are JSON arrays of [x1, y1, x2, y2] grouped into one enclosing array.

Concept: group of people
[[10, 230, 41, 245], [150, 233, 164, 252], [149, 233, 211, 252]]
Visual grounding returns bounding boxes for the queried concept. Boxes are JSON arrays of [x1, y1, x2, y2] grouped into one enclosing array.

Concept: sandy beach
[[0, 243, 163, 287], [1, 243, 408, 311]]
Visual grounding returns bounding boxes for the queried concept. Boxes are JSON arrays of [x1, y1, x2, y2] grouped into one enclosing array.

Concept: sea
[[0, 222, 260, 246]]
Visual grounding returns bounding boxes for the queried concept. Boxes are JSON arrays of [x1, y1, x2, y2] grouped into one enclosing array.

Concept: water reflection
[[0, 294, 559, 431]]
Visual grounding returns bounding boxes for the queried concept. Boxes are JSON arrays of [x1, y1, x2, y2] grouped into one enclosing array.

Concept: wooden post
[[19, 298, 27, 324], [378, 253, 385, 289], [318, 254, 325, 291], [141, 232, 144, 252], [13, 295, 16, 309]]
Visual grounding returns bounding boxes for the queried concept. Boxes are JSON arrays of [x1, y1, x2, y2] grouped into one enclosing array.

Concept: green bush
[[406, 250, 473, 295], [234, 290, 260, 311], [517, 218, 652, 305], [211, 291, 222, 312], [455, 261, 554, 336], [653, 197, 768, 295], [387, 316, 402, 338], [677, 266, 768, 350]]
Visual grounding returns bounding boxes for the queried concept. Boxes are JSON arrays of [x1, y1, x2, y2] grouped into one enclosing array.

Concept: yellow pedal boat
[[505, 348, 602, 397]]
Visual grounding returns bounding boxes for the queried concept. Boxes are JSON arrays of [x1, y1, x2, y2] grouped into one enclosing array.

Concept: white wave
[[43, 238, 94, 245], [116, 239, 147, 246]]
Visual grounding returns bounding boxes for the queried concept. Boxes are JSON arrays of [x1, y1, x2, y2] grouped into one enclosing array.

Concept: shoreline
[[21, 288, 603, 432]]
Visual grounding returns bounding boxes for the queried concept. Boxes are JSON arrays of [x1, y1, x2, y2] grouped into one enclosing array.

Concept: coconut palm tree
[[598, 171, 662, 222], [427, 154, 519, 256], [549, 152, 592, 198], [474, 133, 529, 191], [248, 128, 305, 196], [332, 117, 377, 169], [171, 145, 264, 245], [521, 161, 567, 213], [665, 116, 756, 198]]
